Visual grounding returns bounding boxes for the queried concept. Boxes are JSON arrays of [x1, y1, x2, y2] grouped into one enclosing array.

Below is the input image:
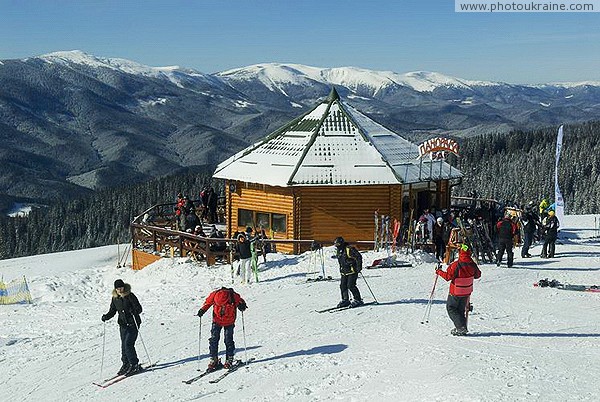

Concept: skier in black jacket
[[102, 279, 143, 375], [521, 202, 539, 258], [333, 237, 363, 308], [541, 210, 560, 258]]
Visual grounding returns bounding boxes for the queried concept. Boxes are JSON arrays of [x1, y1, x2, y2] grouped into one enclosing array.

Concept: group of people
[[415, 196, 561, 268], [102, 279, 247, 374], [102, 231, 484, 376], [174, 186, 219, 231]]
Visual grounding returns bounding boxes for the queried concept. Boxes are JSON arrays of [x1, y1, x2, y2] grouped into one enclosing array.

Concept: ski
[[306, 275, 334, 282], [93, 362, 158, 388], [208, 358, 255, 384], [183, 366, 223, 384], [534, 278, 600, 292], [316, 301, 377, 314], [366, 262, 412, 269]]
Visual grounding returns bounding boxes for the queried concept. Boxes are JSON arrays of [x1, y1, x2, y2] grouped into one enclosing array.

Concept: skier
[[436, 244, 482, 336], [197, 287, 247, 370], [333, 236, 363, 308], [236, 231, 253, 283], [101, 279, 143, 375], [433, 217, 446, 261], [541, 210, 560, 258], [496, 212, 517, 267], [521, 201, 539, 258]]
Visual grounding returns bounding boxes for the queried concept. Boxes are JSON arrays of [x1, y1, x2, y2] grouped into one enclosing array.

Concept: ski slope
[[1, 215, 599, 401]]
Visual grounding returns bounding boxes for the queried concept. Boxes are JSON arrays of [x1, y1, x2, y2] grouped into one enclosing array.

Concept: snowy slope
[[1, 215, 600, 401], [217, 63, 500, 94], [39, 50, 219, 89]]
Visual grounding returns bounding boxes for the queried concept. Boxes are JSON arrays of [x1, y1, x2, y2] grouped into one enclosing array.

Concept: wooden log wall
[[296, 185, 402, 251], [226, 181, 296, 253]]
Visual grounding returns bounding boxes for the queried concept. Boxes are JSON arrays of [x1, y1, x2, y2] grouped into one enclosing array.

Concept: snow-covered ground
[[1, 215, 599, 401]]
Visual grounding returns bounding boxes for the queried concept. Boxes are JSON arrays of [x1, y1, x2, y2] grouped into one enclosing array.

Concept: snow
[[217, 63, 500, 94], [37, 50, 210, 88], [6, 203, 34, 217], [2, 215, 600, 401]]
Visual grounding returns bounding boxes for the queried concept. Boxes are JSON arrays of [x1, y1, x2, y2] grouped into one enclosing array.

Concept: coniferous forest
[[1, 121, 599, 260]]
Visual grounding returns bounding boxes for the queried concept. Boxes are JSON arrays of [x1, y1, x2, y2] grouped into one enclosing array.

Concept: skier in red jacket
[[197, 287, 247, 370], [436, 244, 481, 336]]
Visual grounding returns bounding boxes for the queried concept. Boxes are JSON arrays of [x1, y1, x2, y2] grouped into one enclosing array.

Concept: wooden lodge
[[213, 88, 463, 254]]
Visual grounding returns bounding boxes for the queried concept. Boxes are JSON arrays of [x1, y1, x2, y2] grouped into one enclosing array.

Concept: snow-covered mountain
[[2, 50, 600, 212], [1, 215, 599, 401], [218, 63, 499, 95]]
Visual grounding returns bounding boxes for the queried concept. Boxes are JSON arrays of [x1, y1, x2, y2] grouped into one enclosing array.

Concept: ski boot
[[350, 299, 364, 308], [125, 363, 142, 375], [207, 357, 221, 371], [117, 362, 129, 376], [451, 327, 468, 336], [223, 356, 235, 370], [336, 300, 351, 308]]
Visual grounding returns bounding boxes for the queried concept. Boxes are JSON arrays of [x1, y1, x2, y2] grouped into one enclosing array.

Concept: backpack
[[347, 246, 363, 273], [213, 288, 237, 324]]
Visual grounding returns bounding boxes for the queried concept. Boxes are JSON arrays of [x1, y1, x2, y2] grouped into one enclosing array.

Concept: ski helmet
[[333, 236, 345, 247]]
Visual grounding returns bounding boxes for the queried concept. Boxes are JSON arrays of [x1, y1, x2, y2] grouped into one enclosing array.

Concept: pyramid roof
[[214, 88, 462, 186]]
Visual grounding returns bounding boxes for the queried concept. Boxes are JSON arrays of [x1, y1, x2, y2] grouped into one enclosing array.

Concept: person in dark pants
[[541, 210, 560, 258], [436, 244, 482, 336], [197, 287, 247, 370], [496, 213, 517, 267], [333, 237, 363, 308], [433, 217, 446, 261], [521, 201, 539, 258], [102, 279, 143, 375]]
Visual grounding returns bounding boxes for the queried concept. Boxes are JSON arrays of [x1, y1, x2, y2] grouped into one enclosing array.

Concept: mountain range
[[2, 50, 600, 212]]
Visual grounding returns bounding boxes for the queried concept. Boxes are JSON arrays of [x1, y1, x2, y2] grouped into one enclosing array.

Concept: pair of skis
[[93, 362, 158, 388], [316, 301, 377, 314], [183, 358, 255, 384]]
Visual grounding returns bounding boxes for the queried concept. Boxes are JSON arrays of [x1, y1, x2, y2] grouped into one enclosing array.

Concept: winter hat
[[114, 279, 125, 289], [246, 226, 253, 233]]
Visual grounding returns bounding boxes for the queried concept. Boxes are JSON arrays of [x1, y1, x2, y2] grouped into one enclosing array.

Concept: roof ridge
[[287, 88, 338, 185]]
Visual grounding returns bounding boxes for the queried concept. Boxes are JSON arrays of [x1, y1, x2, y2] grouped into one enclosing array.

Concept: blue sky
[[1, 0, 599, 83]]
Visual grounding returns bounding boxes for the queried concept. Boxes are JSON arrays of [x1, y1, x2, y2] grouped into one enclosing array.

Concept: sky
[[1, 0, 600, 83]]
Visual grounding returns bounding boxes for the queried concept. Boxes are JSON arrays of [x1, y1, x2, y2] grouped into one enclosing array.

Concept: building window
[[256, 212, 270, 230], [272, 214, 286, 232], [237, 209, 287, 233], [238, 209, 254, 227]]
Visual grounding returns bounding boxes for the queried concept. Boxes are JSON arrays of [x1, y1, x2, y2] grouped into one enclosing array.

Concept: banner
[[555, 125, 565, 226], [0, 276, 32, 305]]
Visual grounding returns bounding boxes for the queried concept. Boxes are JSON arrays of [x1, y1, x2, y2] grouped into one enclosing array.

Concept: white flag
[[554, 125, 565, 226]]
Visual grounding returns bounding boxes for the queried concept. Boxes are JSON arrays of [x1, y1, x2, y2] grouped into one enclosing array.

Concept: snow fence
[[0, 276, 32, 304]]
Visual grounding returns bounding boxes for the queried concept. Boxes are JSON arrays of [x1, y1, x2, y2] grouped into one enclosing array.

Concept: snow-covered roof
[[213, 88, 462, 186]]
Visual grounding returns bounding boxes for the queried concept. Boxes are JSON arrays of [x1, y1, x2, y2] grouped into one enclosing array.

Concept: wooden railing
[[131, 202, 376, 266]]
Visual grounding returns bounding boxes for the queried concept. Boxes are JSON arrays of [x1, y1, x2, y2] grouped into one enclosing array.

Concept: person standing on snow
[[436, 244, 481, 336], [521, 201, 539, 258], [197, 287, 247, 370], [333, 236, 363, 308], [101, 279, 143, 375], [541, 210, 560, 258], [496, 212, 517, 267], [236, 231, 253, 284]]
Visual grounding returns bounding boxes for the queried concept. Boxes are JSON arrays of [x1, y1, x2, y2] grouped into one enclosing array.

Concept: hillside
[[3, 51, 600, 211], [1, 215, 599, 401]]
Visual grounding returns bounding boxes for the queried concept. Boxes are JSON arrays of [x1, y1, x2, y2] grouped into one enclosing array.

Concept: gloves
[[238, 302, 247, 312], [101, 314, 108, 322], [197, 309, 205, 317]]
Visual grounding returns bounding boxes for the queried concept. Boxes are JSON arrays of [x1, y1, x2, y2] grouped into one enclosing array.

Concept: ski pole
[[359, 272, 379, 304], [100, 321, 106, 377], [132, 313, 152, 366], [421, 272, 439, 324], [197, 316, 202, 371], [241, 311, 248, 363]]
